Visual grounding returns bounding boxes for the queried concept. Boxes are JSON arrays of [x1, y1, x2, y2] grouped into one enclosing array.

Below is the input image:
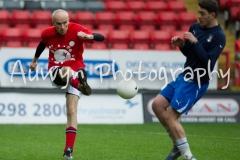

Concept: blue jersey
[[180, 23, 226, 84]]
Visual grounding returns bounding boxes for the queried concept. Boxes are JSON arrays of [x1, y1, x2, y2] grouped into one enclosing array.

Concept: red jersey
[[41, 22, 93, 71]]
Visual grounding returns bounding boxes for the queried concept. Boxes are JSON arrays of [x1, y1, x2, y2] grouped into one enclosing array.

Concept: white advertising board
[[0, 93, 143, 124], [0, 48, 219, 90]]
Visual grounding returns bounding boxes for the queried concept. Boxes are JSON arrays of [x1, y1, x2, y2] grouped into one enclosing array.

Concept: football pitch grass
[[0, 123, 240, 160]]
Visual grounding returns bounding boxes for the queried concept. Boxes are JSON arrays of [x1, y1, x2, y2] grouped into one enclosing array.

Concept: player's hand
[[30, 62, 37, 71], [77, 31, 93, 40], [184, 32, 197, 43], [171, 36, 184, 48]]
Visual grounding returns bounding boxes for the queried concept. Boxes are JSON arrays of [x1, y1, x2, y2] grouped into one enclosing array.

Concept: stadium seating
[[24, 28, 42, 44], [64, 1, 86, 12], [108, 30, 130, 48], [2, 27, 23, 45], [32, 10, 52, 26], [75, 11, 95, 26], [167, 1, 186, 13], [115, 11, 136, 26], [112, 43, 129, 49], [0, 0, 202, 50], [105, 1, 126, 12], [95, 12, 116, 28], [157, 12, 178, 27], [146, 1, 167, 12], [5, 41, 23, 47], [85, 1, 105, 12], [130, 30, 151, 49], [90, 43, 108, 49], [0, 10, 11, 25], [11, 10, 32, 26], [126, 1, 146, 12], [2, 0, 23, 11], [41, 1, 63, 12]]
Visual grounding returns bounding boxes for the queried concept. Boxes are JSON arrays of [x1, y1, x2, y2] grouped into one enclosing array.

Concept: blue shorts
[[160, 73, 209, 115]]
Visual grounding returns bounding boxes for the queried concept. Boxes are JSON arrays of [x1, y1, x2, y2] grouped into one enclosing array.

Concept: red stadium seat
[[105, 1, 126, 12], [15, 24, 31, 35], [146, 1, 167, 12], [154, 44, 171, 50], [115, 11, 136, 26], [26, 41, 40, 48], [82, 24, 94, 31], [157, 12, 178, 26], [2, 27, 23, 43], [181, 25, 190, 31], [219, 0, 228, 9], [0, 24, 10, 40], [230, 6, 239, 19], [133, 43, 150, 50], [11, 10, 31, 26], [139, 25, 156, 32], [108, 30, 130, 46], [126, 1, 146, 12], [151, 30, 171, 45], [171, 31, 185, 39], [74, 11, 94, 26], [24, 28, 42, 43], [112, 43, 129, 49], [136, 11, 157, 26], [32, 10, 52, 26], [130, 30, 150, 45], [98, 24, 115, 32], [95, 12, 116, 28], [235, 40, 240, 53], [178, 12, 197, 26], [167, 1, 186, 13], [119, 25, 135, 33], [90, 43, 108, 49], [5, 41, 23, 47], [35, 24, 52, 31], [0, 10, 11, 25], [228, 0, 240, 8], [160, 25, 176, 32]]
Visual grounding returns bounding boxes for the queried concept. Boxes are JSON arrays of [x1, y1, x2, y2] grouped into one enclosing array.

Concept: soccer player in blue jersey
[[152, 0, 226, 160]]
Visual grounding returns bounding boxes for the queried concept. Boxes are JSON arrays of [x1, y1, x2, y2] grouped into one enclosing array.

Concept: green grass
[[0, 123, 240, 160]]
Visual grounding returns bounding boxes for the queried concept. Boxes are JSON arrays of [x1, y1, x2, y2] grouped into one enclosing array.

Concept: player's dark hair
[[198, 0, 219, 17]]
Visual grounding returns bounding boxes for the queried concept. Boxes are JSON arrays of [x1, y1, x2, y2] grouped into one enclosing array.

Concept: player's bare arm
[[77, 31, 105, 41]]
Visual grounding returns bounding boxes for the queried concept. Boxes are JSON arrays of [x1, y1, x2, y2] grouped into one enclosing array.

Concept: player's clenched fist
[[77, 31, 93, 40], [30, 62, 37, 71]]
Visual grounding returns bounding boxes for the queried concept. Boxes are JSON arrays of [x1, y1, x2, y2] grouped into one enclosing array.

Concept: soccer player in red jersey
[[30, 9, 104, 159]]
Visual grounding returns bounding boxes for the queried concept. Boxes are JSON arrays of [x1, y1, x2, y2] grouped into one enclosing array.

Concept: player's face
[[53, 13, 69, 35], [197, 7, 215, 28]]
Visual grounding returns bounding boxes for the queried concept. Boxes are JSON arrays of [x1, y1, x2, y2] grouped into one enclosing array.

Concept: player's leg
[[152, 84, 181, 160], [164, 77, 209, 160], [63, 86, 82, 159], [63, 93, 79, 160], [49, 66, 79, 159]]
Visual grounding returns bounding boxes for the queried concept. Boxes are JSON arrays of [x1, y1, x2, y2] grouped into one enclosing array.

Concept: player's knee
[[152, 97, 167, 114]]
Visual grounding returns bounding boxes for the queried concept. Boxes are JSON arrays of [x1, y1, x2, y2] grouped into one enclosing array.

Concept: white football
[[117, 79, 138, 99]]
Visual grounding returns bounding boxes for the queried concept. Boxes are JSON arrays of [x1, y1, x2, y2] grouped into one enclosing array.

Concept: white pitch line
[[79, 128, 240, 140]]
